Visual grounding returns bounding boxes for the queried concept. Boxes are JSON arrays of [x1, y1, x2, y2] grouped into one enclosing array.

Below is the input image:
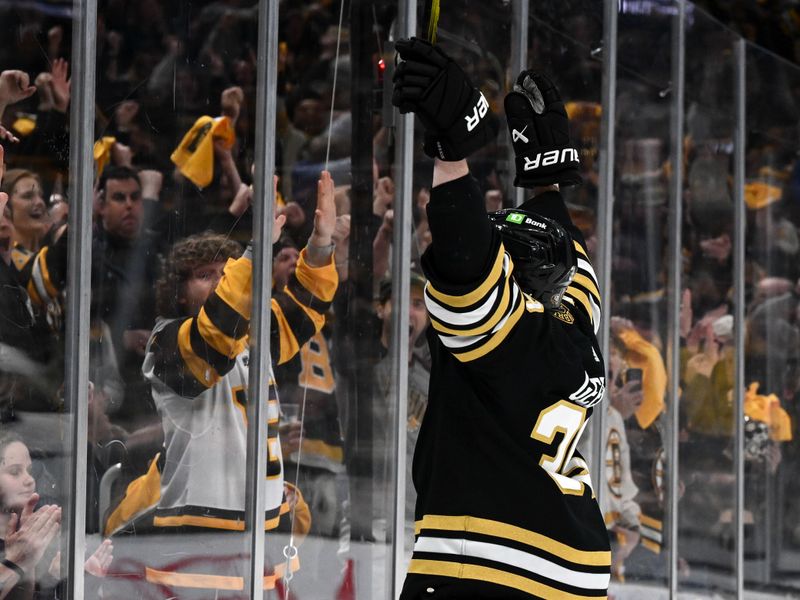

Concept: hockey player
[[392, 38, 610, 598], [105, 172, 338, 598]]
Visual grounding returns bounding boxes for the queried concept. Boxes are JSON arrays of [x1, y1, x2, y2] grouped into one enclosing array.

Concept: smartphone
[[626, 368, 643, 389]]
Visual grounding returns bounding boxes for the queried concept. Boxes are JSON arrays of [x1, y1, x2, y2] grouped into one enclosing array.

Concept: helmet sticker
[[505, 212, 525, 224]]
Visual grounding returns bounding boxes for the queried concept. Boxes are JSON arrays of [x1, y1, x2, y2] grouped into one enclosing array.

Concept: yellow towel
[[171, 115, 236, 188], [93, 136, 117, 178], [617, 327, 667, 429], [12, 115, 36, 137], [744, 382, 793, 442], [744, 181, 782, 210]]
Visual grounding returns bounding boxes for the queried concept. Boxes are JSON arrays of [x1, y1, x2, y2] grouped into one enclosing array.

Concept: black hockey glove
[[392, 37, 497, 161], [505, 71, 581, 188]]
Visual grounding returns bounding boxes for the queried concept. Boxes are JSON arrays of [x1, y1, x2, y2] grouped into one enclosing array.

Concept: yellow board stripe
[[145, 556, 299, 590], [414, 515, 611, 566], [178, 319, 220, 388], [426, 248, 506, 308], [409, 560, 607, 600], [453, 296, 524, 363], [572, 273, 600, 302], [566, 286, 594, 323]]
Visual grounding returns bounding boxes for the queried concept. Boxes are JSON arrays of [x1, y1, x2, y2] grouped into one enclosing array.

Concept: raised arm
[[148, 172, 338, 398], [392, 38, 498, 286]]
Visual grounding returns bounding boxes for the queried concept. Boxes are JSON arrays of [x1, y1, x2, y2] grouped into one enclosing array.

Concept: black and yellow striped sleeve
[[564, 238, 602, 333], [424, 243, 525, 363], [11, 234, 68, 309], [152, 255, 252, 395], [270, 248, 338, 365]]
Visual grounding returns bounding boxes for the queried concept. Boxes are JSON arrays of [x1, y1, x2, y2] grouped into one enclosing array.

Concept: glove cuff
[[513, 145, 582, 188]]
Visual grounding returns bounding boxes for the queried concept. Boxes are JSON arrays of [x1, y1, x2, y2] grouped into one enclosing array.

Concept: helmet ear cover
[[488, 209, 576, 308]]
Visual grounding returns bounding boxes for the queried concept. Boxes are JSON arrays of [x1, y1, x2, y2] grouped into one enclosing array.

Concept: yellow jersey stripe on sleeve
[[566, 286, 594, 323], [177, 319, 221, 388], [294, 249, 338, 302], [214, 256, 253, 319], [449, 293, 524, 362], [196, 307, 247, 359], [572, 273, 600, 303], [270, 299, 301, 365], [427, 270, 513, 337], [284, 287, 327, 334], [426, 247, 505, 308]]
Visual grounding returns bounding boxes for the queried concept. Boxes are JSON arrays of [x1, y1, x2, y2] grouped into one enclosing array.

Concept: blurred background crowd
[[0, 0, 799, 598]]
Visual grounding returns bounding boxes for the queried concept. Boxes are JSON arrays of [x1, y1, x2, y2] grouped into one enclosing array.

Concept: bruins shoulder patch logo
[[552, 304, 574, 324]]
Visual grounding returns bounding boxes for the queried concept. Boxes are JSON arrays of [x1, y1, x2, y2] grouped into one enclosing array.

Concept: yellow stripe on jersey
[[426, 246, 528, 362], [214, 257, 253, 319], [26, 280, 43, 305], [566, 285, 594, 324], [639, 515, 662, 531], [409, 560, 607, 600], [271, 298, 301, 364], [104, 453, 162, 536], [35, 247, 59, 298], [426, 247, 505, 308], [573, 239, 588, 258], [294, 248, 338, 302], [427, 273, 513, 337], [642, 539, 661, 554], [177, 319, 221, 388], [301, 438, 344, 462], [153, 502, 289, 531], [414, 514, 611, 566], [284, 286, 326, 334], [196, 306, 247, 359], [572, 273, 600, 302], [453, 297, 524, 362]]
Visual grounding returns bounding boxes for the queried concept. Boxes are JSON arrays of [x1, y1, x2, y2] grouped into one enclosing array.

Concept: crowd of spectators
[[0, 0, 799, 597]]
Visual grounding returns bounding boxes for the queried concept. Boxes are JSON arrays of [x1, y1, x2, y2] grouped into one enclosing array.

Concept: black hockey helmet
[[488, 208, 576, 309]]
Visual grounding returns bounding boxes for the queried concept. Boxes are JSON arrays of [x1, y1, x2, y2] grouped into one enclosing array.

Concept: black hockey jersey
[[402, 176, 610, 599]]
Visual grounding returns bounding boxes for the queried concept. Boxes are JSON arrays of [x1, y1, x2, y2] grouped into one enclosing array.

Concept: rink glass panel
[[398, 0, 516, 575], [86, 1, 258, 596], [607, 0, 676, 593], [6, 0, 800, 598], [679, 7, 739, 596], [83, 0, 398, 597], [743, 43, 800, 596], [0, 1, 77, 594]]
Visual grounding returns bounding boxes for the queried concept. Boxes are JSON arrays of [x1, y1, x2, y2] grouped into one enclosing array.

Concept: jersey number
[[298, 332, 335, 393], [531, 400, 589, 495], [232, 386, 281, 478]]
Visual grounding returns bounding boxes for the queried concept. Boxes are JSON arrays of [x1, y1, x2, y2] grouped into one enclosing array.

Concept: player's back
[[404, 297, 610, 599]]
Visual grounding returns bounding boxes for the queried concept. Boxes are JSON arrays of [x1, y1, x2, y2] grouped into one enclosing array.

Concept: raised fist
[[505, 71, 581, 188], [393, 37, 497, 160]]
